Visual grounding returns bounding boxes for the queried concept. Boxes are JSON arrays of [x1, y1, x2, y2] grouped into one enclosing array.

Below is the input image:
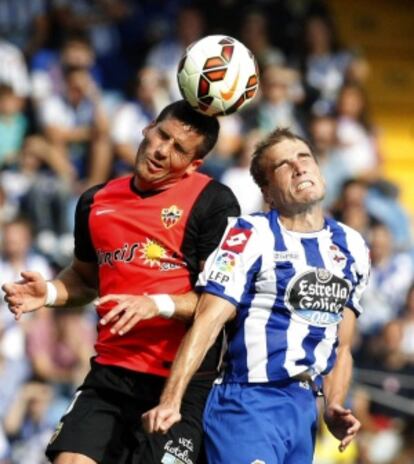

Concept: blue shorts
[[203, 381, 318, 464]]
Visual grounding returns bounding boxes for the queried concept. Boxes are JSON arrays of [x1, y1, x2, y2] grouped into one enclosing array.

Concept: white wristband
[[148, 294, 175, 319], [44, 281, 58, 307]]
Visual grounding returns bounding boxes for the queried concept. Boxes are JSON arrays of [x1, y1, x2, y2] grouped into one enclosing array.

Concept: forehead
[[265, 138, 312, 163], [157, 117, 203, 146]]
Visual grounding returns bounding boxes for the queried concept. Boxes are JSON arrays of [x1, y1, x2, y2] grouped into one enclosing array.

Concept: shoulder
[[328, 217, 370, 268], [227, 212, 274, 241], [335, 219, 367, 248], [77, 183, 107, 208], [204, 179, 238, 200], [195, 178, 240, 212]]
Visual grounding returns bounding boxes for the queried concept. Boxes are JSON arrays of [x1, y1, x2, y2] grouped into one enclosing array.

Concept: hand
[[1, 271, 48, 320], [324, 403, 361, 452], [97, 294, 159, 335], [141, 403, 182, 434]]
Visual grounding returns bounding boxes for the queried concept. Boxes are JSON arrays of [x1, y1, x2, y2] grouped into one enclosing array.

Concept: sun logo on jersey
[[161, 205, 183, 229], [140, 239, 167, 266]]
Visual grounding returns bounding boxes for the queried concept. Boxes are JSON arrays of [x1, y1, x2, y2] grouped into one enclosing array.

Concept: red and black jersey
[[74, 173, 240, 377]]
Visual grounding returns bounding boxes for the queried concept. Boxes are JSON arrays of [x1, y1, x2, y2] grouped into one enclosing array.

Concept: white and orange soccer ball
[[177, 35, 259, 116]]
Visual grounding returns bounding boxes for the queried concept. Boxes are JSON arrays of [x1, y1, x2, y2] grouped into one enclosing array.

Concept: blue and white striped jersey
[[196, 209, 370, 384]]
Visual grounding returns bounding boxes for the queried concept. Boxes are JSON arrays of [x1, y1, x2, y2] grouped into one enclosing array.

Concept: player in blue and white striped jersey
[[143, 128, 371, 464]]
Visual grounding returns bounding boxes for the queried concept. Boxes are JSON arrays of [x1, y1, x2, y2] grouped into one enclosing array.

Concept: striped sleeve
[[346, 231, 371, 316], [196, 216, 263, 308]]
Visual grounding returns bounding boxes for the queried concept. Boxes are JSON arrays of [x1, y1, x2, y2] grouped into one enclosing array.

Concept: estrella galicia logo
[[285, 269, 351, 327]]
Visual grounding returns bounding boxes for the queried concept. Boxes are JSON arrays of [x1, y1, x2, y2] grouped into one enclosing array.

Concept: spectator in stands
[[335, 82, 380, 180], [51, 0, 130, 90], [390, 419, 414, 464], [31, 33, 103, 103], [37, 66, 111, 190], [221, 129, 264, 214], [359, 221, 414, 337], [3, 381, 56, 464], [0, 84, 28, 169], [331, 178, 373, 238], [0, 317, 30, 421], [111, 66, 170, 175], [26, 307, 95, 393], [384, 284, 414, 365], [0, 184, 17, 229], [0, 424, 9, 464], [241, 64, 305, 136], [0, 218, 53, 408], [309, 113, 351, 208], [298, 13, 355, 114], [0, 136, 74, 262], [238, 7, 285, 71], [146, 5, 206, 100], [199, 113, 243, 181], [0, 0, 48, 61], [0, 38, 30, 98], [0, 218, 53, 304]]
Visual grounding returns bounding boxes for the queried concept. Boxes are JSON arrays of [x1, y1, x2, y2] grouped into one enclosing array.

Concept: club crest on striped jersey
[[221, 227, 252, 253], [285, 268, 351, 327], [161, 205, 183, 229], [328, 244, 347, 269]]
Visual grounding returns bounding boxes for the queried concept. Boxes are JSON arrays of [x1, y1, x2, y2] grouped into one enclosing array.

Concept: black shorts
[[46, 360, 214, 464]]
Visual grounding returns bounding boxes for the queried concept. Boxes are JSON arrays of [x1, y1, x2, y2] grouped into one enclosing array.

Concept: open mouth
[[296, 180, 313, 192]]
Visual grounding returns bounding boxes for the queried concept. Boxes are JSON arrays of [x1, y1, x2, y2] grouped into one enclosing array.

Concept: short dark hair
[[156, 100, 220, 159], [250, 128, 312, 188]]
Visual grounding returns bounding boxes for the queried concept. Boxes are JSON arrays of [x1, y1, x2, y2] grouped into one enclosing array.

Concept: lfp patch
[[214, 251, 237, 272], [221, 228, 252, 253]]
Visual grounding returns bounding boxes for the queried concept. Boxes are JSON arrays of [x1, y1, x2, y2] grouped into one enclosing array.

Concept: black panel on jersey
[[181, 180, 241, 285], [74, 184, 106, 262]]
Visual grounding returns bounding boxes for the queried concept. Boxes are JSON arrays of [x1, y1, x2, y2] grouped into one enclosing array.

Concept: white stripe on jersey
[[284, 319, 311, 377], [313, 324, 338, 374], [341, 223, 371, 314], [245, 306, 272, 381]]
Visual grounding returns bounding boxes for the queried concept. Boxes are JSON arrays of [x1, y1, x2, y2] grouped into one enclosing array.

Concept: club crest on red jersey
[[161, 205, 183, 229], [221, 227, 252, 253]]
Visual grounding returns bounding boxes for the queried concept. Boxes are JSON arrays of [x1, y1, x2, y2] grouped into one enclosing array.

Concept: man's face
[[261, 138, 325, 213], [134, 117, 204, 190]]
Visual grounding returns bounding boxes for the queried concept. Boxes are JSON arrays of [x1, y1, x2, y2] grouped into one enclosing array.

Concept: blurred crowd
[[0, 1, 413, 463]]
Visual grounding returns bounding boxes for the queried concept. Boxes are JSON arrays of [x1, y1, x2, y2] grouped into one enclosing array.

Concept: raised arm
[[323, 308, 361, 451], [142, 293, 236, 433], [2, 257, 98, 320]]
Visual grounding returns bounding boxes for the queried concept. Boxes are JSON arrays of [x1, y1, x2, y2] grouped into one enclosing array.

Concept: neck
[[278, 204, 325, 232], [133, 175, 183, 192]]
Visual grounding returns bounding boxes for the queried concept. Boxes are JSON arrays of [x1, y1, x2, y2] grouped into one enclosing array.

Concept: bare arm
[[96, 291, 200, 336], [142, 293, 236, 433], [52, 257, 98, 306], [323, 308, 361, 451], [2, 257, 98, 319]]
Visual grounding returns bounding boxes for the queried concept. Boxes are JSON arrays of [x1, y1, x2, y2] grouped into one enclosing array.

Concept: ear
[[185, 158, 203, 175]]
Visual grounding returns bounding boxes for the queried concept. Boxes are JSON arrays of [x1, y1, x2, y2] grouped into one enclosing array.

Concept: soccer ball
[[177, 35, 259, 116]]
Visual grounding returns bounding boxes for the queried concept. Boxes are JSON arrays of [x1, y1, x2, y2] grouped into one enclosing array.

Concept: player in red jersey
[[2, 100, 240, 464]]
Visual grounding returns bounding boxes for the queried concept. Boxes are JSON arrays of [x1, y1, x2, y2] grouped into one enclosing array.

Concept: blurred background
[[0, 0, 413, 463]]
